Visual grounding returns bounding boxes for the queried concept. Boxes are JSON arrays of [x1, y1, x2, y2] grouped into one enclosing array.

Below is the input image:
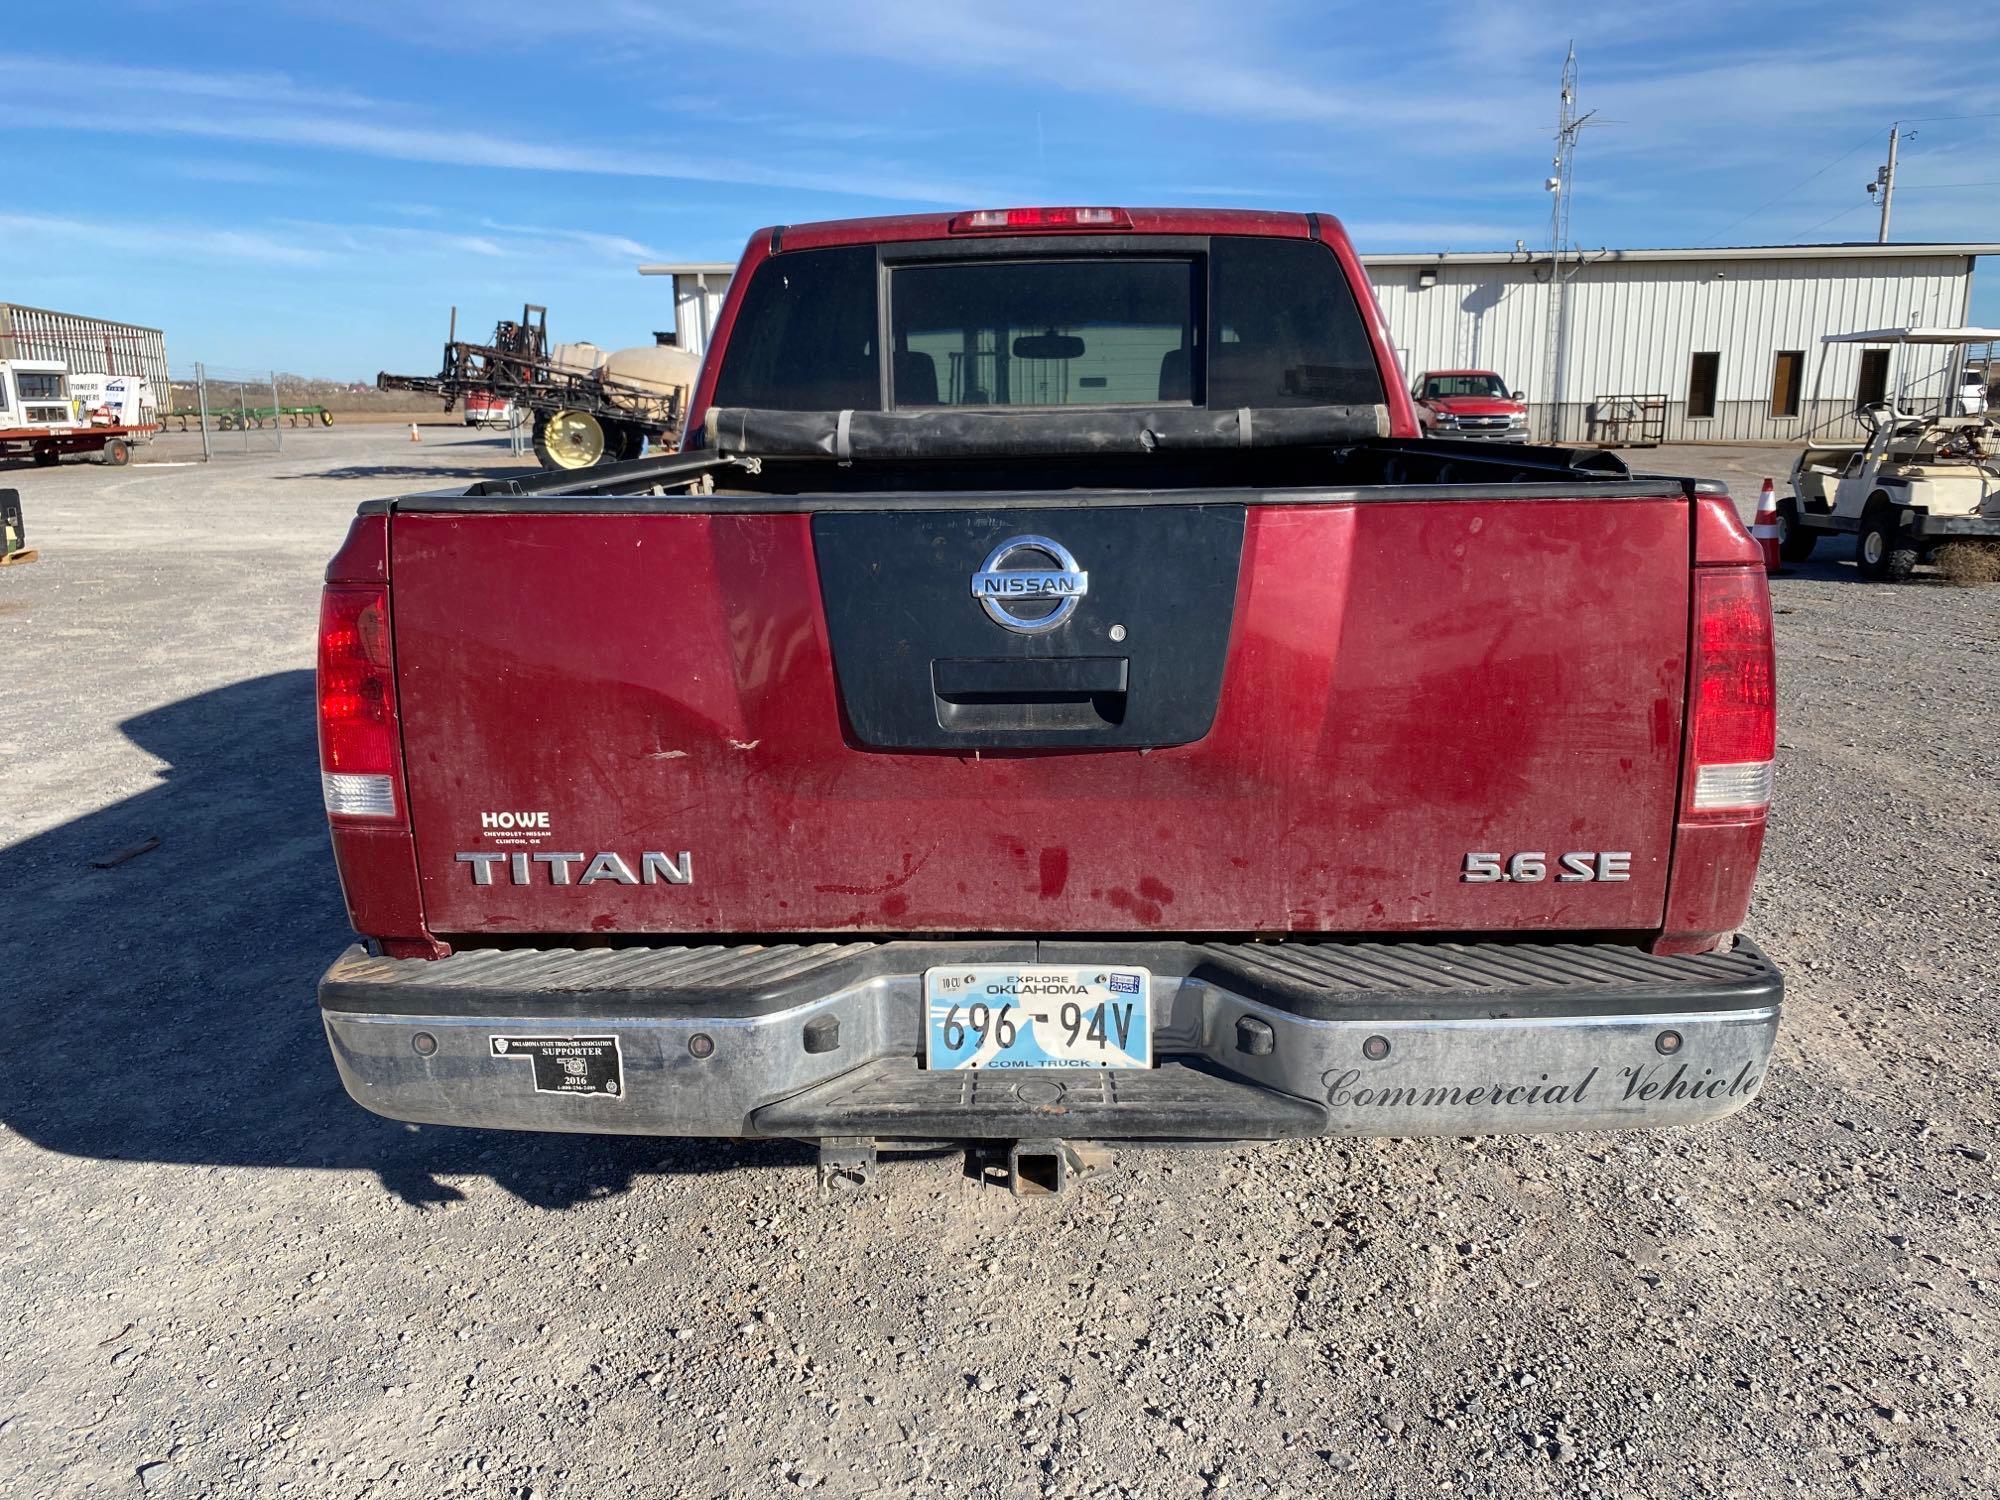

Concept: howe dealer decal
[[460, 807, 692, 887]]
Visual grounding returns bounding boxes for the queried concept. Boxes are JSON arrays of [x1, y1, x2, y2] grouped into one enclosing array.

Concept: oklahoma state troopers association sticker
[[490, 1035, 623, 1097]]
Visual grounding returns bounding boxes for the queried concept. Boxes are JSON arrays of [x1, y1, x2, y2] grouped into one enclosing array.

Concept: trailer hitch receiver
[[816, 1136, 876, 1198], [1010, 1139, 1086, 1197]]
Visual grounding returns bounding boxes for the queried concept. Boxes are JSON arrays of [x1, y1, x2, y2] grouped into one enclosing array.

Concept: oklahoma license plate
[[924, 965, 1153, 1070]]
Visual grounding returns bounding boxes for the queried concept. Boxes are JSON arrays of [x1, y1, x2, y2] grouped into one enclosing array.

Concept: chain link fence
[[163, 366, 339, 459]]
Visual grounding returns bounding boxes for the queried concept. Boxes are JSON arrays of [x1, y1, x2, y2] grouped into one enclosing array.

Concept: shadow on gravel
[[1771, 549, 1996, 589], [272, 465, 534, 483], [1767, 558, 1849, 586], [0, 670, 810, 1208]]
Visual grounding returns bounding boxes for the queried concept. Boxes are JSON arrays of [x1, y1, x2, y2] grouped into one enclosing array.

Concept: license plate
[[924, 965, 1153, 1071]]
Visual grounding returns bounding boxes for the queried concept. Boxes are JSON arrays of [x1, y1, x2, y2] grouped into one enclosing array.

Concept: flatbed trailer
[[0, 423, 155, 467]]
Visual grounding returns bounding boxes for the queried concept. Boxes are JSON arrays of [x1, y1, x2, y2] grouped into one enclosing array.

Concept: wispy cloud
[[477, 220, 659, 260], [0, 212, 332, 268], [276, 221, 513, 259], [1343, 219, 1532, 248], [1163, 185, 1300, 200], [160, 158, 296, 186], [314, 0, 2000, 183], [2, 212, 663, 272], [0, 55, 1013, 205]]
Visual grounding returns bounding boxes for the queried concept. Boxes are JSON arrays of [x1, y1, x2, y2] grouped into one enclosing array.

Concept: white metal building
[[635, 263, 736, 359], [1368, 242, 1997, 443], [0, 303, 169, 398], [643, 241, 1997, 444]]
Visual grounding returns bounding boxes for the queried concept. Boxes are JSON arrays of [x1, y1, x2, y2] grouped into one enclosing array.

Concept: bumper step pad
[[324, 936, 1778, 1021], [754, 1057, 1327, 1140]]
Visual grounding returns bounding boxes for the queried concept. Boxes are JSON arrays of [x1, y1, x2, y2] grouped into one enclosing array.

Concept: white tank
[[549, 341, 608, 374], [601, 344, 700, 395], [598, 344, 700, 425]]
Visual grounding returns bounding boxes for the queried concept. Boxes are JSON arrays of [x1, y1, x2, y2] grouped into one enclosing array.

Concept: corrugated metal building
[[0, 304, 169, 397], [643, 241, 1996, 443], [634, 264, 736, 359], [1368, 243, 1997, 443]]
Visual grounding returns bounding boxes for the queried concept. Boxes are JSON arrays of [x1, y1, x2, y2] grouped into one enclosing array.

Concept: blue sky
[[4, 1, 1996, 377]]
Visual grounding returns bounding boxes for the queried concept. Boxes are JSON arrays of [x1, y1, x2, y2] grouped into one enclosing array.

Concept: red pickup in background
[[1412, 368, 1530, 441]]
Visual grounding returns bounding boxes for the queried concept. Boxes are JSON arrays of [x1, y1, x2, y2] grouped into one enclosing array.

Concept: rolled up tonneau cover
[[702, 403, 1391, 459]]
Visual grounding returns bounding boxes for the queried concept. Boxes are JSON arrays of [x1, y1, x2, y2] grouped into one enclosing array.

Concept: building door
[[1687, 351, 1719, 420], [1770, 350, 1804, 419], [1855, 348, 1890, 409]]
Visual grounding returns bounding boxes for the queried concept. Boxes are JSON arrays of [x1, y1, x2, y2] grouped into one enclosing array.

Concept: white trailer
[[0, 359, 158, 467]]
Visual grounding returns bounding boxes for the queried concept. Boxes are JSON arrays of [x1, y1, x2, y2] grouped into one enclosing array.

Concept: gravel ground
[[1, 432, 1995, 1499]]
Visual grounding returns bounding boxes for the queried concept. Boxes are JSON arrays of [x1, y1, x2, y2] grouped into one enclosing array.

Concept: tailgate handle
[[931, 656, 1129, 733]]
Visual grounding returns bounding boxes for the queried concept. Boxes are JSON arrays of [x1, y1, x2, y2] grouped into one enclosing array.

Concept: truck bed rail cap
[[703, 404, 1391, 460]]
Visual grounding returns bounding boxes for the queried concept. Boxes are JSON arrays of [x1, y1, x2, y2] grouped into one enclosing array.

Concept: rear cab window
[[708, 235, 1385, 414], [1421, 374, 1511, 399], [710, 245, 880, 411], [892, 259, 1196, 407]]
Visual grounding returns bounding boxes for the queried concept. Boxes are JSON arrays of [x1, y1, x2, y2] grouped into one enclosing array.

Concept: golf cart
[[1780, 327, 2000, 580]]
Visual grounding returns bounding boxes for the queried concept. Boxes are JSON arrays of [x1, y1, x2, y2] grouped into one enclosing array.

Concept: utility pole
[[1541, 44, 1595, 444], [1868, 124, 1901, 242]]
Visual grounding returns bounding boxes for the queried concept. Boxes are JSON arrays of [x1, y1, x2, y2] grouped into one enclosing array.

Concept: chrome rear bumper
[[320, 937, 1780, 1142]]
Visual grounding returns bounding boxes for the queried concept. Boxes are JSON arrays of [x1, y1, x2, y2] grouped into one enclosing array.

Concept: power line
[[1895, 180, 2000, 191], [1699, 110, 2000, 248], [1699, 136, 1875, 246], [1793, 202, 1867, 238]]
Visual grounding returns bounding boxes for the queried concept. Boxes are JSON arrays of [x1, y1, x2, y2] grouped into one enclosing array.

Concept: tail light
[[1654, 496, 1776, 954], [1686, 568, 1775, 816], [948, 206, 1132, 233], [317, 584, 402, 818]]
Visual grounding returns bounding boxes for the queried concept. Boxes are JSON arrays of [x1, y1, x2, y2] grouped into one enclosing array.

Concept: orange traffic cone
[[1750, 478, 1784, 575], [409, 422, 421, 443]]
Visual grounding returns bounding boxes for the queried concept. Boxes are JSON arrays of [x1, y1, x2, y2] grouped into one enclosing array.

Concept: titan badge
[[456, 851, 693, 886], [971, 534, 1089, 633]]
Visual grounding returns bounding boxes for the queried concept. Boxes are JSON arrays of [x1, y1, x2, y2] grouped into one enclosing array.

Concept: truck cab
[[1959, 364, 1990, 417], [0, 360, 77, 434]]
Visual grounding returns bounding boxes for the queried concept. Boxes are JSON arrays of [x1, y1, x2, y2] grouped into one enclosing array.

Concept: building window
[[1687, 351, 1719, 420], [1855, 348, 1890, 409], [1770, 350, 1804, 419]]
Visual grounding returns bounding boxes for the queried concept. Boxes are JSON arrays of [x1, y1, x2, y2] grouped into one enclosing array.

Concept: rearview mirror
[[1511, 390, 1525, 402], [1013, 332, 1086, 361]]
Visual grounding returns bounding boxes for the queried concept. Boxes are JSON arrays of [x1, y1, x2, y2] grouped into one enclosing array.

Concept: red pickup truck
[[316, 207, 1779, 1193], [1412, 368, 1531, 441]]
